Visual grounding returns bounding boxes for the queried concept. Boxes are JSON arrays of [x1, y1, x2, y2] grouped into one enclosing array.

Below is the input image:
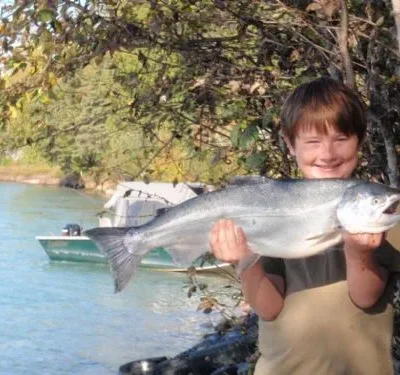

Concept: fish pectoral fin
[[306, 228, 342, 243], [300, 229, 343, 255], [305, 229, 343, 251], [166, 244, 204, 266]]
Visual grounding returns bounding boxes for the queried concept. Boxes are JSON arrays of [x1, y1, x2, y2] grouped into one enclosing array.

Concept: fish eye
[[373, 198, 379, 204]]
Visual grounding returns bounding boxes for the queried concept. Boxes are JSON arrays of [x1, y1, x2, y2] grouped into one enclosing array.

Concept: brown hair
[[280, 77, 366, 145]]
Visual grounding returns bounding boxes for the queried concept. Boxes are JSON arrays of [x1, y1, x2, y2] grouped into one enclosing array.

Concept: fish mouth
[[381, 194, 400, 216], [361, 194, 400, 232]]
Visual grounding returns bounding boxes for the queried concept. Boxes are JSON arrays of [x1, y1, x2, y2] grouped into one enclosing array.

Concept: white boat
[[36, 181, 231, 272]]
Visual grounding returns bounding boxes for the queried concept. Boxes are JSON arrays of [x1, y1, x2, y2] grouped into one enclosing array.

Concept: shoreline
[[0, 173, 61, 186], [0, 170, 117, 197]]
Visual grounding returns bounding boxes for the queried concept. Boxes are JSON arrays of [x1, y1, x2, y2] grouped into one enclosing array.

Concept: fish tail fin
[[84, 227, 145, 293]]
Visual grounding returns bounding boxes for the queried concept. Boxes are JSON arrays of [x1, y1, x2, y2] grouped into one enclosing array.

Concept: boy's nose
[[319, 141, 337, 160]]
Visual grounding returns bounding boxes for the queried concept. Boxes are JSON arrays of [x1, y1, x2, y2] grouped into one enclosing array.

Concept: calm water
[[0, 182, 233, 375]]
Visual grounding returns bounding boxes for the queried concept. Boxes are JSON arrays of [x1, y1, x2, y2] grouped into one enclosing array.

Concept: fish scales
[[137, 179, 354, 259], [140, 181, 346, 243]]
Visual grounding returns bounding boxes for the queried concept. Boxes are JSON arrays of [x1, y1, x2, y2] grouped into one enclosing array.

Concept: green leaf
[[245, 152, 266, 170], [239, 121, 260, 149], [231, 121, 260, 149], [262, 111, 273, 129], [37, 9, 55, 23]]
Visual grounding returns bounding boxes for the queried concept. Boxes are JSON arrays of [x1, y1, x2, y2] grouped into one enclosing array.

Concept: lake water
[[0, 182, 235, 375]]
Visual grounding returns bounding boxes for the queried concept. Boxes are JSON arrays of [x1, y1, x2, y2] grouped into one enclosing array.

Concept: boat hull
[[36, 236, 231, 272]]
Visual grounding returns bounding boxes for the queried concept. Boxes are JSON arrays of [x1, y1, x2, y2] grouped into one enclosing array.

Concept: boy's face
[[285, 125, 360, 179]]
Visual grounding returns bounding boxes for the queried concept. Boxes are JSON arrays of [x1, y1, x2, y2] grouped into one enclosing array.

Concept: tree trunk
[[392, 0, 400, 75]]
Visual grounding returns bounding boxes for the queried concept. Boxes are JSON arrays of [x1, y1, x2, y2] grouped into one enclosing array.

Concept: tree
[[0, 0, 399, 186]]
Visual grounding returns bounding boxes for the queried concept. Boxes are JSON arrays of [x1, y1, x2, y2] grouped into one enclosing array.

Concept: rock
[[119, 314, 258, 375], [59, 173, 85, 189], [210, 362, 250, 375], [119, 357, 168, 374], [209, 364, 239, 375]]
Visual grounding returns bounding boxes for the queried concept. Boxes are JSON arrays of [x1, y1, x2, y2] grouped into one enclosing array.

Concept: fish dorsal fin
[[228, 175, 272, 186]]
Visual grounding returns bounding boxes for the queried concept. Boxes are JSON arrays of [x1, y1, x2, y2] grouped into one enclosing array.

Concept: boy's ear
[[282, 134, 295, 156]]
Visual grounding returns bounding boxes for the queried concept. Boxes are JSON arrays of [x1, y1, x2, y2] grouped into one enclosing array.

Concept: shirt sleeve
[[374, 239, 400, 272], [261, 256, 285, 277]]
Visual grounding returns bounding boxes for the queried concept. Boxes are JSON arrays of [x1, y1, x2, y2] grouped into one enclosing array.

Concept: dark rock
[[59, 173, 85, 189], [209, 364, 238, 375], [119, 314, 258, 375], [119, 357, 168, 374], [209, 363, 251, 375]]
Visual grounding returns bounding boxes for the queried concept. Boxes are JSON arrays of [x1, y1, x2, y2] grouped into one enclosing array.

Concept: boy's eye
[[305, 139, 320, 144]]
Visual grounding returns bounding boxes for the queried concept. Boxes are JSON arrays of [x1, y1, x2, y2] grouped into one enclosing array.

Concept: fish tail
[[84, 227, 146, 293]]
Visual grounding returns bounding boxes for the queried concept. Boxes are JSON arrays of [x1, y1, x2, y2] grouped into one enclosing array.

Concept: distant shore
[[0, 166, 116, 197], [0, 171, 61, 186]]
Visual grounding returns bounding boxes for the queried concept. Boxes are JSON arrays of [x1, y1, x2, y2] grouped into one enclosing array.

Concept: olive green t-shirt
[[255, 237, 400, 375]]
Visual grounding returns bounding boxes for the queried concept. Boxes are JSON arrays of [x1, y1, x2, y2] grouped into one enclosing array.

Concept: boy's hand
[[343, 232, 384, 258], [343, 232, 388, 308], [210, 219, 251, 264]]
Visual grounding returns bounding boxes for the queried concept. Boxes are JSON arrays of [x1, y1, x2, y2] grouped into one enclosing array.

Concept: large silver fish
[[85, 178, 400, 292]]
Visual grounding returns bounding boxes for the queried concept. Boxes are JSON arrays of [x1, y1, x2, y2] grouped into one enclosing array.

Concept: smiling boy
[[210, 77, 397, 374]]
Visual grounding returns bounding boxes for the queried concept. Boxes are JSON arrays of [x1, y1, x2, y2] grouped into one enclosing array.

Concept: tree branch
[[338, 0, 355, 88]]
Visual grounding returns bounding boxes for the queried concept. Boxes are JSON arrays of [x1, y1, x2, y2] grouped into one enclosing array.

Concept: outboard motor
[[62, 223, 82, 236]]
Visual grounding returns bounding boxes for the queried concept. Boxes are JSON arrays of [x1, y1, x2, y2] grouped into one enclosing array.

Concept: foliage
[[184, 264, 244, 322], [0, 0, 399, 186]]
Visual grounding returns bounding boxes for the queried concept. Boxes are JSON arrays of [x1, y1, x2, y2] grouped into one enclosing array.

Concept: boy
[[210, 77, 398, 374]]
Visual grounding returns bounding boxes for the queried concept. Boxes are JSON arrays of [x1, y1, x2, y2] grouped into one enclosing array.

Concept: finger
[[370, 233, 384, 247], [210, 219, 231, 257], [344, 232, 384, 249], [211, 219, 224, 233], [236, 226, 249, 255], [226, 221, 251, 260], [223, 219, 239, 252], [214, 219, 240, 262], [210, 221, 223, 253], [216, 219, 232, 252]]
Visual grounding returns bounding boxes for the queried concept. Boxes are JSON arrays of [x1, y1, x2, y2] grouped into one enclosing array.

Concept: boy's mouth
[[315, 164, 341, 170]]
